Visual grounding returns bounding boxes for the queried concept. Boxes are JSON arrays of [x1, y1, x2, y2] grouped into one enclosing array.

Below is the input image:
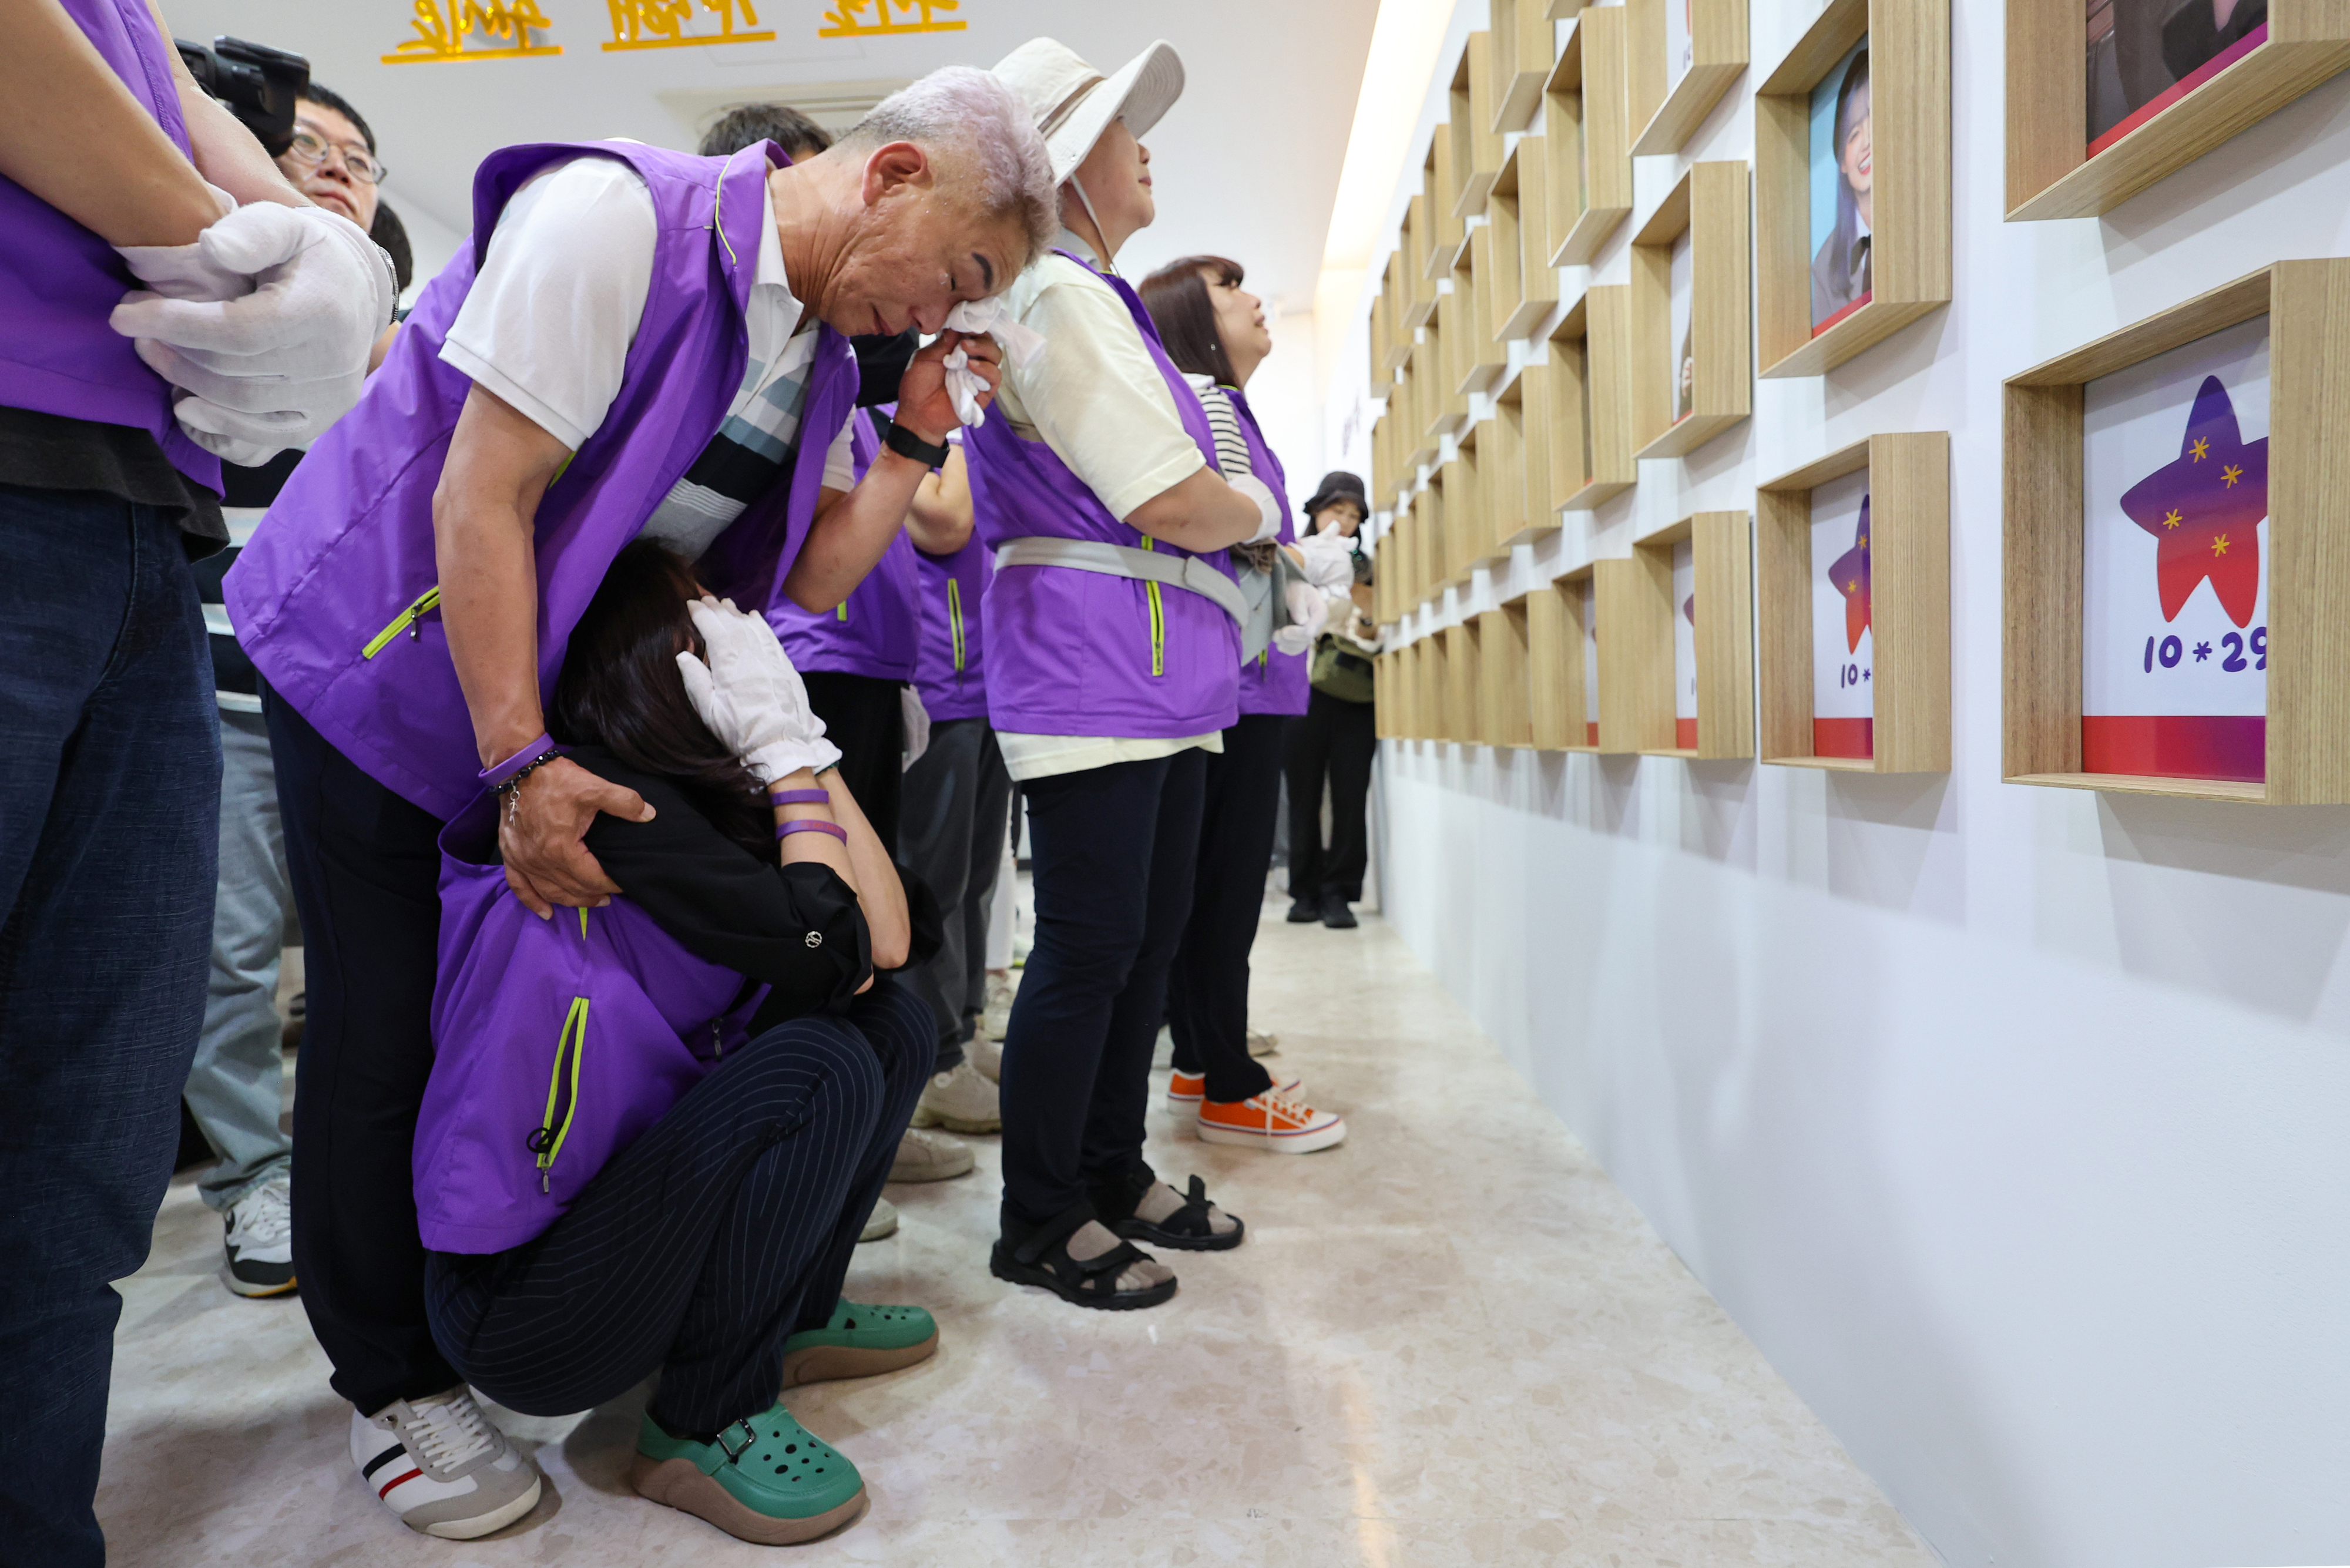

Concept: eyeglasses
[[286, 127, 385, 186]]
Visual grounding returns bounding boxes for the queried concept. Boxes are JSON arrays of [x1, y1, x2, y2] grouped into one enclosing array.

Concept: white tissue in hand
[[938, 297, 1045, 428], [1294, 531, 1357, 590]]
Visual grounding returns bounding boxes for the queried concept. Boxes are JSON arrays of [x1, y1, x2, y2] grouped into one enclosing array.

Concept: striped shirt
[[1184, 373, 1252, 481]]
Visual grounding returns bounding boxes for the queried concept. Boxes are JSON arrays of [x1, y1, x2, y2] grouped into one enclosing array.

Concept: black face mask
[[850, 330, 919, 408]]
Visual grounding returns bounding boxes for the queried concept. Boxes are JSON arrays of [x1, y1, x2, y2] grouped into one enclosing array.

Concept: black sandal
[[1110, 1174, 1245, 1253], [989, 1203, 1177, 1311]]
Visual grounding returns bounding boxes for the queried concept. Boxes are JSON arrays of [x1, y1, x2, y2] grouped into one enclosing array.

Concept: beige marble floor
[[99, 898, 1934, 1567]]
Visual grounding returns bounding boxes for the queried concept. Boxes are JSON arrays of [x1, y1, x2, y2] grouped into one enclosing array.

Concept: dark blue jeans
[[998, 748, 1206, 1228], [0, 485, 219, 1568]]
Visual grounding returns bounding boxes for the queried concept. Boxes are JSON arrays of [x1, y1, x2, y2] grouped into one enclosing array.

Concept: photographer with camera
[[0, 4, 391, 1564]]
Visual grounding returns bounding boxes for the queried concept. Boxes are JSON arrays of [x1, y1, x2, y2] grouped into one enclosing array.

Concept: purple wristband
[[777, 818, 848, 844], [480, 733, 557, 787], [768, 788, 832, 806]]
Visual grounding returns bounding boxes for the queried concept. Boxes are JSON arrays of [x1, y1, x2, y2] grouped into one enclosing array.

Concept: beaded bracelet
[[777, 818, 848, 843]]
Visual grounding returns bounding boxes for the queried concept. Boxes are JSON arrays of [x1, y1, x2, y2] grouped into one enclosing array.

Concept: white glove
[[674, 597, 842, 784], [1293, 530, 1357, 591], [939, 297, 1046, 428], [1228, 473, 1284, 546], [112, 202, 397, 465], [900, 685, 931, 772], [1273, 579, 1328, 655]]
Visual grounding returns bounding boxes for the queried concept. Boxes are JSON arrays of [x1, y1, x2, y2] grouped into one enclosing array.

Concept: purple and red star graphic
[[2119, 374, 2267, 627], [1826, 495, 1870, 653]]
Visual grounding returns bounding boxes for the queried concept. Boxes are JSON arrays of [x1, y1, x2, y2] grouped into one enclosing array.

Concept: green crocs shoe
[[781, 1298, 940, 1388], [629, 1404, 865, 1545]]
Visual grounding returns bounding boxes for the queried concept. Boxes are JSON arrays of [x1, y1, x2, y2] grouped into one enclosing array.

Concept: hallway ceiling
[[164, 0, 1378, 314]]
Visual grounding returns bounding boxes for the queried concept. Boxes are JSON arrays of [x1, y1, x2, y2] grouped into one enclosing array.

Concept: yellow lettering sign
[[382, 0, 561, 63], [817, 0, 966, 38], [605, 0, 776, 51]]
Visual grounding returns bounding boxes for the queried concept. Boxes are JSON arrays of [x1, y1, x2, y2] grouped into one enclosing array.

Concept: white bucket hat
[[992, 37, 1184, 187]]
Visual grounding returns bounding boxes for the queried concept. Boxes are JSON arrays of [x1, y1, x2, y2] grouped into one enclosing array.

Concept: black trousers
[[1167, 715, 1288, 1103], [264, 683, 458, 1415], [895, 717, 1010, 1070], [1284, 690, 1377, 904], [422, 981, 929, 1435], [801, 671, 903, 853], [998, 748, 1205, 1228]]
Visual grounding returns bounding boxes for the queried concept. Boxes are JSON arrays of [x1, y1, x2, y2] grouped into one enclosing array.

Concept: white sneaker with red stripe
[[1167, 1068, 1301, 1108], [352, 1387, 543, 1539], [1196, 1090, 1347, 1154]]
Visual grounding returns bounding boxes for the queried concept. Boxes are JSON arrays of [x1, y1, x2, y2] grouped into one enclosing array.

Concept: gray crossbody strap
[[993, 536, 1248, 625]]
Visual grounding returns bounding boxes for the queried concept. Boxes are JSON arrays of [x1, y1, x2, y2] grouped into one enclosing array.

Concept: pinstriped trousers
[[422, 978, 930, 1435]]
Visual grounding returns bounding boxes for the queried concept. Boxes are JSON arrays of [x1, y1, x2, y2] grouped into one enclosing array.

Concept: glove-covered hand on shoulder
[[112, 201, 397, 465], [674, 597, 843, 784]]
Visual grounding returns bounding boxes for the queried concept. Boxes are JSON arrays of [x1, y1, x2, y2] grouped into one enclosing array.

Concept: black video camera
[[174, 36, 310, 158]]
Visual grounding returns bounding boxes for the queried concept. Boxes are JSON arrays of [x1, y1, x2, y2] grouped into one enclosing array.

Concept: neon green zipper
[[1141, 538, 1165, 677], [362, 586, 442, 658], [835, 602, 848, 622], [526, 909, 594, 1193], [946, 578, 966, 672]]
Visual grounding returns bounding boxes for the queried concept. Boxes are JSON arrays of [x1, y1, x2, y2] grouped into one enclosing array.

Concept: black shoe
[[1321, 893, 1358, 929], [1285, 898, 1320, 924]]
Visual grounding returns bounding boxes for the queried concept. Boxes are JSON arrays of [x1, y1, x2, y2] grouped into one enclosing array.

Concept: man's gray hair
[[841, 66, 1058, 271]]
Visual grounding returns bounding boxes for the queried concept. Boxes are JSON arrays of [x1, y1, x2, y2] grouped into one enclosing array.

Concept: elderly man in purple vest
[[1, 4, 393, 1563], [223, 71, 1054, 1540]]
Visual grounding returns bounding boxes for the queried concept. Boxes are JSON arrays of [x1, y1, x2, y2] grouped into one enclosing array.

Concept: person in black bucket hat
[[1285, 469, 1380, 927]]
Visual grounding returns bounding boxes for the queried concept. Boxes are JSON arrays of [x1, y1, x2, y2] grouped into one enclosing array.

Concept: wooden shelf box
[[1491, 0, 1560, 133], [1480, 600, 1536, 748], [1445, 620, 1480, 741], [1455, 236, 1509, 397], [1375, 650, 1399, 740], [1488, 139, 1559, 343], [1630, 161, 1751, 461], [1527, 565, 1599, 750], [1380, 249, 1415, 372], [1758, 433, 1950, 773], [1755, 0, 1951, 378], [1552, 286, 1636, 510], [1423, 133, 1467, 281], [1623, 512, 1757, 758], [2006, 0, 2350, 221], [1493, 362, 1559, 551], [1594, 557, 1663, 752], [1441, 434, 1484, 587], [1449, 35, 1506, 222], [1628, 0, 1748, 156], [1545, 7, 1634, 267], [2003, 260, 2350, 802]]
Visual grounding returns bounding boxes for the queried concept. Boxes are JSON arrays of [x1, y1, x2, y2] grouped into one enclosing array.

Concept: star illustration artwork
[[1826, 495, 1871, 653], [2118, 374, 2268, 627]]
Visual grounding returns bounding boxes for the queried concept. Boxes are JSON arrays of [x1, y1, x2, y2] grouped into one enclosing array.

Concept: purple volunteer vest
[[962, 251, 1238, 740], [770, 411, 920, 681], [225, 140, 857, 820], [0, 0, 221, 495], [1226, 384, 1308, 718], [913, 530, 991, 722]]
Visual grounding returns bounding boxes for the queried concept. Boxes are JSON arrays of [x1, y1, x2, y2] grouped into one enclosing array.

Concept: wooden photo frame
[[2007, 0, 2350, 221], [1552, 285, 1636, 509], [1479, 599, 1536, 748], [1545, 6, 1635, 267], [1488, 139, 1559, 342], [1424, 132, 1467, 282], [1758, 433, 1950, 773], [1755, 0, 1951, 378], [1630, 161, 1751, 460], [1491, 0, 1557, 133], [1450, 33, 1507, 223], [1444, 619, 1480, 743], [1595, 556, 1668, 751], [2004, 261, 2350, 802], [1455, 233, 1509, 397], [1402, 196, 1438, 330], [1623, 512, 1757, 758], [1375, 650, 1401, 740], [1493, 360, 1561, 551], [1526, 565, 1600, 751], [1441, 431, 1486, 588], [1628, 0, 1749, 157]]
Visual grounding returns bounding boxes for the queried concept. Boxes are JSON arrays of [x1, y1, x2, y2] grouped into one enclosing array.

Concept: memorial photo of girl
[[2087, 0, 2269, 146], [1810, 45, 1872, 331]]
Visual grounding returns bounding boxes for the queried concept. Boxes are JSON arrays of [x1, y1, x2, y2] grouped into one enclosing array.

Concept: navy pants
[[895, 717, 1010, 1071], [1169, 714, 1288, 1104], [998, 749, 1206, 1228], [424, 981, 930, 1434], [1285, 689, 1376, 904], [0, 487, 218, 1568]]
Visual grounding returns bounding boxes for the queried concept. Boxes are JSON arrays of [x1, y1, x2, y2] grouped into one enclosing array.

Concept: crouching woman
[[413, 542, 936, 1546]]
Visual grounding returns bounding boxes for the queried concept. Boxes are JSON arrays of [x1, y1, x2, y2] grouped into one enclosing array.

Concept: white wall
[[1347, 4, 2350, 1566]]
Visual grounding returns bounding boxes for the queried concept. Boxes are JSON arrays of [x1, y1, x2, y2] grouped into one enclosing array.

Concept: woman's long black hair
[[549, 539, 773, 860]]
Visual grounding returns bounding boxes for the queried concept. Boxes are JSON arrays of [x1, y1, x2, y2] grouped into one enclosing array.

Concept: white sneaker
[[969, 1032, 1003, 1083], [982, 972, 1015, 1042], [909, 1058, 1001, 1133], [889, 1126, 974, 1183], [221, 1169, 296, 1298], [861, 1196, 899, 1242], [1246, 1028, 1280, 1057], [352, 1388, 543, 1539]]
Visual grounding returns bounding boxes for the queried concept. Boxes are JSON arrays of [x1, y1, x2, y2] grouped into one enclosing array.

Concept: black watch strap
[[884, 421, 950, 469]]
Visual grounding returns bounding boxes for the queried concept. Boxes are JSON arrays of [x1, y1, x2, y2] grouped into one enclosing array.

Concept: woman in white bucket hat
[[968, 38, 1285, 1311]]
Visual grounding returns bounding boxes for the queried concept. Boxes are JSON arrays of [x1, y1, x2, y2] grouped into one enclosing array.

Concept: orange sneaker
[[1167, 1069, 1301, 1108], [1194, 1090, 1346, 1153]]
